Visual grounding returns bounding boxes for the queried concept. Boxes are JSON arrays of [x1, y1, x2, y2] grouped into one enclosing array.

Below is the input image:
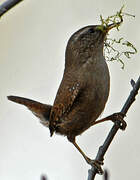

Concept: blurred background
[[0, 0, 140, 180]]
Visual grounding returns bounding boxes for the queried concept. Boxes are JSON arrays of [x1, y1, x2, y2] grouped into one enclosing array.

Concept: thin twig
[[88, 76, 140, 180], [0, 0, 23, 18], [41, 175, 48, 180], [103, 170, 109, 180]]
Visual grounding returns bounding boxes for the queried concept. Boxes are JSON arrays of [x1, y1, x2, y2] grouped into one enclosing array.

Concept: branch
[[103, 170, 109, 180], [0, 0, 23, 18], [88, 76, 140, 180], [41, 175, 48, 180]]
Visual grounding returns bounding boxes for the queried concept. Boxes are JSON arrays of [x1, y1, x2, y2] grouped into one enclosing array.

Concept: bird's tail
[[7, 96, 52, 127]]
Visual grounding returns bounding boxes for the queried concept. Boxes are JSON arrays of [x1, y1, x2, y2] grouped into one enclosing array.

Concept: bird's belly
[[56, 83, 109, 137]]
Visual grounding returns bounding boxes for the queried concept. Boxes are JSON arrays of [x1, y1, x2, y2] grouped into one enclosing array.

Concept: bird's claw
[[86, 158, 104, 175], [110, 112, 127, 130]]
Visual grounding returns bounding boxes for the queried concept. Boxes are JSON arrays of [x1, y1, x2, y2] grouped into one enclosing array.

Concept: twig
[[41, 175, 48, 180], [88, 76, 140, 180], [0, 0, 23, 18], [103, 170, 109, 180]]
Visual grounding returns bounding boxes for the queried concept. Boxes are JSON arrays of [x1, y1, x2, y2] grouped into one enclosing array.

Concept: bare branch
[[41, 175, 48, 180], [88, 76, 140, 180], [103, 170, 109, 180], [0, 0, 23, 18]]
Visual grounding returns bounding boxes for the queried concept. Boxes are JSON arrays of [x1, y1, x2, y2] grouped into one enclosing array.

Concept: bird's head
[[65, 24, 116, 68]]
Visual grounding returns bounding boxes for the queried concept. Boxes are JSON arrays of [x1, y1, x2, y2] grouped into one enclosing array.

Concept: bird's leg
[[92, 112, 127, 130], [68, 137, 103, 175]]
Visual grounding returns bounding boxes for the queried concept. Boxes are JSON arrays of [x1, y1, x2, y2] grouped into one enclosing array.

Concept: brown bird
[[8, 23, 126, 174]]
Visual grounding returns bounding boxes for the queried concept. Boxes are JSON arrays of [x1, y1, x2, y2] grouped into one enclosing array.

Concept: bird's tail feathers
[[7, 95, 52, 127]]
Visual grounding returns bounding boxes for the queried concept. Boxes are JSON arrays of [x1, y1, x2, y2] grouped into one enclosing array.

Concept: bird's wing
[[7, 96, 52, 126], [49, 82, 80, 136]]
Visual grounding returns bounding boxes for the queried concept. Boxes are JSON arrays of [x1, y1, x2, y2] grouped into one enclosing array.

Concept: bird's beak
[[96, 20, 122, 35], [107, 23, 118, 31], [106, 20, 123, 32], [107, 23, 117, 30]]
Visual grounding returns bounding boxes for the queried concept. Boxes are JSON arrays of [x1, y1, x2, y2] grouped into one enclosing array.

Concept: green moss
[[100, 5, 137, 68]]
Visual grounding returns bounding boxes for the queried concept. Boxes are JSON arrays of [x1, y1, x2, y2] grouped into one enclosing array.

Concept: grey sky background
[[0, 0, 140, 180]]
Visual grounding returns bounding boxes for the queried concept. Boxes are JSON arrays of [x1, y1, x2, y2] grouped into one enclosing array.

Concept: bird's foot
[[86, 157, 104, 175], [108, 112, 127, 130]]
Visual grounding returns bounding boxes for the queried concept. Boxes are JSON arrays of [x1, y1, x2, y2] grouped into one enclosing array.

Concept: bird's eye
[[88, 28, 95, 34]]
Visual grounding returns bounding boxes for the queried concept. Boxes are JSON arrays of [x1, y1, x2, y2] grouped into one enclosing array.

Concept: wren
[[8, 24, 126, 174]]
